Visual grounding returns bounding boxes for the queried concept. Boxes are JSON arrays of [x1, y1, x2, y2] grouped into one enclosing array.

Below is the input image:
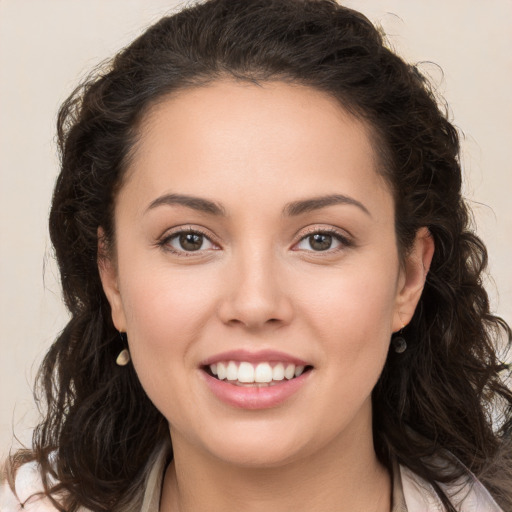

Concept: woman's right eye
[[160, 229, 218, 255]]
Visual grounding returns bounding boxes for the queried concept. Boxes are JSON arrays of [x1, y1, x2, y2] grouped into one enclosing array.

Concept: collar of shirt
[[140, 445, 409, 512], [139, 444, 503, 512]]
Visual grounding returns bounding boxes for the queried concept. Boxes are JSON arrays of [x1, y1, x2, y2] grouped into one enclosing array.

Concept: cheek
[[297, 260, 398, 394], [299, 261, 398, 340], [119, 262, 217, 363], [118, 266, 219, 421]]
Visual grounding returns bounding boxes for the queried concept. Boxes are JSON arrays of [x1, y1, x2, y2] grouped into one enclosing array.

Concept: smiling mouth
[[203, 361, 314, 387]]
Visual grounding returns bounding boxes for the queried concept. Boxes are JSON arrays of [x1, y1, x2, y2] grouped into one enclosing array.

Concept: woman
[[2, 0, 511, 510]]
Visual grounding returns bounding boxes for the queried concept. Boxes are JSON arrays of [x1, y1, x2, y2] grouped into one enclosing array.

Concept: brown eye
[[179, 232, 204, 251], [295, 230, 350, 253], [162, 229, 217, 254], [308, 233, 333, 251]]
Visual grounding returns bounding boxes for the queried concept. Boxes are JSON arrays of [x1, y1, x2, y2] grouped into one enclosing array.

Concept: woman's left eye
[[295, 230, 350, 252]]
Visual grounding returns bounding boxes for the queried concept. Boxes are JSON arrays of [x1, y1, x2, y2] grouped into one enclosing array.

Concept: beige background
[[1, 0, 511, 457]]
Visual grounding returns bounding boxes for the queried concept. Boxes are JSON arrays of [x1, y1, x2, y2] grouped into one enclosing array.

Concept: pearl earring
[[116, 348, 131, 366], [116, 331, 131, 366]]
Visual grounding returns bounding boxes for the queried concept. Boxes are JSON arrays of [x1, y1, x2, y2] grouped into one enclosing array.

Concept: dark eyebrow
[[145, 194, 226, 216], [283, 194, 371, 217], [145, 193, 370, 218]]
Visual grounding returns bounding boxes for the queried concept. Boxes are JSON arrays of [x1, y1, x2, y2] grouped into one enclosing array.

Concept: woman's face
[[100, 80, 431, 467]]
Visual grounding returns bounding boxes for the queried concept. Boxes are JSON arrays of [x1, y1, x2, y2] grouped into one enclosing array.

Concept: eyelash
[[157, 226, 352, 257]]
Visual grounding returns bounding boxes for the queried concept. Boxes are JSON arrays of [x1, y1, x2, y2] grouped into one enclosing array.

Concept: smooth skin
[[99, 80, 434, 512]]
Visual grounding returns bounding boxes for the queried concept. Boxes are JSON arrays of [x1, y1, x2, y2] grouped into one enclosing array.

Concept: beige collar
[[139, 445, 503, 512]]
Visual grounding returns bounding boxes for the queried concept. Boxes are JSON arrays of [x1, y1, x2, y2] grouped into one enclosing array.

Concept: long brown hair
[[7, 1, 512, 510]]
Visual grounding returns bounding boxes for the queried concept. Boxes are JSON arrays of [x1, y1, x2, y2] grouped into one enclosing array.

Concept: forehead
[[121, 80, 391, 217]]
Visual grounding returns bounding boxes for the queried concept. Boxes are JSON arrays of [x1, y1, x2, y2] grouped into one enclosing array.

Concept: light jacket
[[398, 463, 503, 511]]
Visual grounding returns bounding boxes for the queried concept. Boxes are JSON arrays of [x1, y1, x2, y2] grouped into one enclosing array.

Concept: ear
[[392, 227, 434, 332], [97, 227, 127, 332]]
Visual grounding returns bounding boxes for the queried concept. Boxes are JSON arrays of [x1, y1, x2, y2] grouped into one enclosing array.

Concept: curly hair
[[7, 0, 512, 510]]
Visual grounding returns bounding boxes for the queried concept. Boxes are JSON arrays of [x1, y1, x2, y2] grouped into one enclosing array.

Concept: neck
[[160, 413, 391, 512]]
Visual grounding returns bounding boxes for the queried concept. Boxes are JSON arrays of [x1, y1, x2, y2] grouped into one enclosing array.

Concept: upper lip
[[200, 349, 311, 367]]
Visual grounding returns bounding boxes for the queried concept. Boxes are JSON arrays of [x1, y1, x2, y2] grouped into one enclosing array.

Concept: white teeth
[[208, 361, 309, 383], [217, 362, 227, 380], [272, 363, 285, 381], [254, 363, 273, 383], [238, 362, 255, 383], [284, 364, 295, 380], [294, 365, 305, 377], [226, 361, 238, 381]]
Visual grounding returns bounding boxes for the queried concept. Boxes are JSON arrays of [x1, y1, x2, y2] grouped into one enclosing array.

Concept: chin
[[211, 442, 303, 469], [192, 421, 317, 469]]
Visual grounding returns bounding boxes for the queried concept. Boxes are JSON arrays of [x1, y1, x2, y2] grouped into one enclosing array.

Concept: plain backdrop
[[1, 0, 511, 457]]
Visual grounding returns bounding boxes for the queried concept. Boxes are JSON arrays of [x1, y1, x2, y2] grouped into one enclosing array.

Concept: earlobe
[[393, 227, 434, 331], [97, 227, 127, 332]]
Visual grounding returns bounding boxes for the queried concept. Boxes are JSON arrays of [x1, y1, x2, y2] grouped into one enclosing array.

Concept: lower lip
[[201, 370, 312, 410]]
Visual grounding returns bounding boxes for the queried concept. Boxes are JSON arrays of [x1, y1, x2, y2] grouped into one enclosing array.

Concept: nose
[[217, 244, 294, 331]]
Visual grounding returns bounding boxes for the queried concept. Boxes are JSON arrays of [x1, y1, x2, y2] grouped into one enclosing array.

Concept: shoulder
[[1, 441, 170, 512], [0, 461, 60, 512], [400, 462, 504, 512]]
